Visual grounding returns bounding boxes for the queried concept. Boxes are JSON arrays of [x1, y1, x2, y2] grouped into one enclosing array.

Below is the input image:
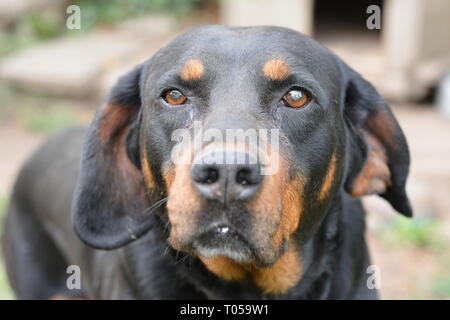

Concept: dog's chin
[[191, 227, 255, 264], [195, 246, 253, 263], [194, 241, 254, 263], [171, 223, 283, 267]]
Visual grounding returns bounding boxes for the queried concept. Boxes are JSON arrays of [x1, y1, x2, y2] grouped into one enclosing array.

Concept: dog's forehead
[[153, 25, 337, 78]]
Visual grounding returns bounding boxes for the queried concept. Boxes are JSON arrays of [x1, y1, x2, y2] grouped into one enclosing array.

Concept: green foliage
[[0, 195, 6, 218], [0, 0, 205, 57], [0, 267, 12, 300], [0, 32, 36, 57], [377, 216, 444, 249], [26, 11, 65, 40], [0, 83, 87, 134], [18, 105, 77, 134], [0, 195, 14, 299], [431, 275, 450, 299], [0, 84, 14, 118], [76, 0, 203, 30], [0, 8, 66, 57]]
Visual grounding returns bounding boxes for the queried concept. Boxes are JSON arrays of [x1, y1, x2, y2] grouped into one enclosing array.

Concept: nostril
[[192, 165, 219, 184], [236, 168, 251, 185], [204, 168, 219, 184], [235, 165, 262, 186], [190, 154, 263, 202]]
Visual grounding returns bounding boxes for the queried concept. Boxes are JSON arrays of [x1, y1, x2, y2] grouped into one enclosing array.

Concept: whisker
[[175, 253, 190, 265], [144, 197, 169, 216], [163, 220, 171, 232], [163, 243, 172, 256]]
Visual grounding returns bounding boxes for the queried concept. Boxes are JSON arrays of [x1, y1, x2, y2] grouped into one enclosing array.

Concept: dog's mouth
[[191, 224, 255, 264], [167, 205, 288, 267]]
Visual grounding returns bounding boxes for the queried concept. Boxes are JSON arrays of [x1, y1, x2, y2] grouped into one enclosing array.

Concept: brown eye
[[164, 89, 187, 105], [283, 88, 309, 108]]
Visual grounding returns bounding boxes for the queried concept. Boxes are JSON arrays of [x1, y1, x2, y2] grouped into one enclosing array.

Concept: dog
[[2, 25, 412, 299]]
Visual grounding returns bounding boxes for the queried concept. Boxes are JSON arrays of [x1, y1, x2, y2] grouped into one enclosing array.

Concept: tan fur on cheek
[[281, 175, 304, 235], [269, 174, 304, 256], [246, 155, 304, 267], [246, 157, 285, 260], [166, 158, 202, 249], [263, 59, 291, 80], [180, 59, 204, 81], [141, 143, 156, 191], [162, 165, 175, 190], [318, 153, 337, 201]]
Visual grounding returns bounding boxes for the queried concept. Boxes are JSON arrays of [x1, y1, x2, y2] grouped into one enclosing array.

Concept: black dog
[[2, 25, 412, 299]]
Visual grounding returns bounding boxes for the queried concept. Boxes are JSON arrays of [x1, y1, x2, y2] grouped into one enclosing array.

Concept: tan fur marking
[[246, 158, 285, 259], [366, 109, 396, 150], [318, 153, 337, 201], [282, 176, 304, 235], [166, 150, 202, 250], [141, 143, 156, 190], [263, 59, 291, 80], [199, 256, 248, 281], [247, 157, 303, 262], [351, 133, 391, 197], [180, 59, 204, 81], [200, 241, 302, 295], [98, 103, 134, 142], [251, 241, 302, 295], [269, 174, 304, 255], [162, 165, 175, 190]]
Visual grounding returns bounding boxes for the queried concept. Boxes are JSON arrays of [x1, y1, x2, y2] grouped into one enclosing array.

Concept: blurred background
[[0, 0, 449, 299]]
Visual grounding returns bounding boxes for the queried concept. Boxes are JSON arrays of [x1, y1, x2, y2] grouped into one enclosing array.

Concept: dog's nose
[[191, 152, 262, 202]]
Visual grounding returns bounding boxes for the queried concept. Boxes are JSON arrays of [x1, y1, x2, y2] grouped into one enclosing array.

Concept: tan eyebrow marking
[[263, 59, 291, 80], [180, 59, 205, 81]]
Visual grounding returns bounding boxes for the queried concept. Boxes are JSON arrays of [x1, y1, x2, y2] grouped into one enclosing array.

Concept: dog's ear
[[343, 69, 412, 217], [72, 64, 155, 249]]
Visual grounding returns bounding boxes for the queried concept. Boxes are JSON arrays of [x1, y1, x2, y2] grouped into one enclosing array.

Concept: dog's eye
[[282, 88, 309, 108], [163, 89, 187, 105]]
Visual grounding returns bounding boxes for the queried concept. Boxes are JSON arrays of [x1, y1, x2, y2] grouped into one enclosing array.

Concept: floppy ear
[[72, 64, 155, 249], [343, 69, 413, 217]]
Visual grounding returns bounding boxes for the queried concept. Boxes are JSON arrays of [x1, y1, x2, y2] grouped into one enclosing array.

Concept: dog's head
[[73, 25, 412, 294]]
